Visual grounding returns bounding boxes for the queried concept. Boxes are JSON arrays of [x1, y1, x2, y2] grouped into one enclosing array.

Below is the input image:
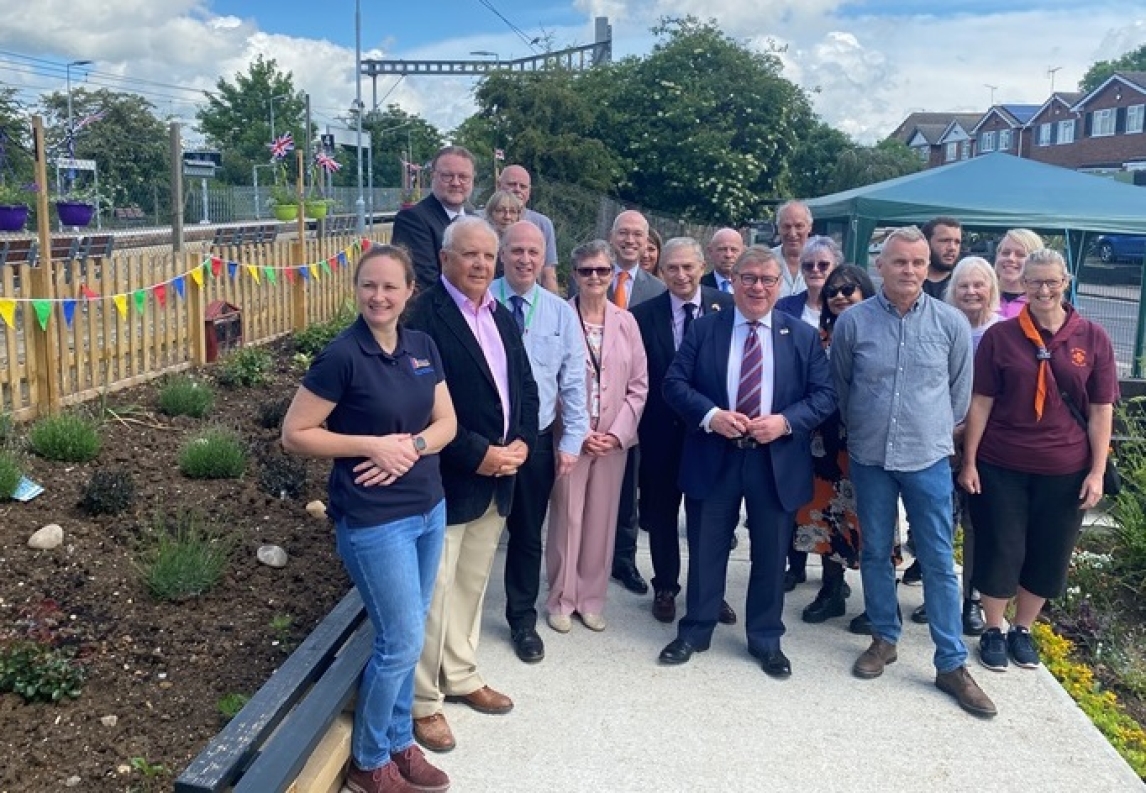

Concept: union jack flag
[[73, 110, 107, 133], [315, 152, 341, 173], [269, 132, 294, 160]]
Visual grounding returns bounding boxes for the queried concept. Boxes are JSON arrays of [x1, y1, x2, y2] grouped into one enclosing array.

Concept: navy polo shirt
[[303, 316, 445, 528]]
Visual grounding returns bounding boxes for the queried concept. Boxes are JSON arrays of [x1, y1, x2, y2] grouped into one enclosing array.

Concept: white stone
[[257, 545, 288, 568], [28, 524, 64, 550], [305, 500, 327, 519], [65, 776, 81, 787], [100, 715, 118, 727]]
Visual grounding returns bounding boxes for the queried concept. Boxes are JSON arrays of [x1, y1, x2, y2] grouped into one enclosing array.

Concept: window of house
[[980, 131, 996, 152], [999, 129, 1012, 150], [1038, 123, 1051, 146], [1058, 119, 1075, 144], [915, 145, 929, 162], [1092, 108, 1115, 136], [961, 140, 971, 160], [945, 141, 958, 162], [1129, 104, 1145, 134]]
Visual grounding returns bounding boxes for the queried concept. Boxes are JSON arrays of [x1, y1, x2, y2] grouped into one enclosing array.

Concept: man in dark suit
[[699, 227, 743, 294], [405, 216, 539, 753], [631, 237, 733, 624], [658, 246, 835, 678], [392, 145, 476, 292]]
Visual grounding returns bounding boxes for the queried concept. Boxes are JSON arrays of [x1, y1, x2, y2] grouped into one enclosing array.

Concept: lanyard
[[497, 281, 538, 331], [574, 295, 603, 384]]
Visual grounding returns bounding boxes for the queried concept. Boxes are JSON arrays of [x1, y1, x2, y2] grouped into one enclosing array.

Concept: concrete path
[[426, 534, 1143, 792]]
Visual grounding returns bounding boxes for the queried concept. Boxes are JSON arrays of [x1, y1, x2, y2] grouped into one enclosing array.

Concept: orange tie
[[613, 270, 630, 308]]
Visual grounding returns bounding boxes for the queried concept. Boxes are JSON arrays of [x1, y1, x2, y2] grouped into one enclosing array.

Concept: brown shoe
[[853, 637, 898, 679], [935, 665, 998, 718], [445, 684, 513, 715], [413, 713, 456, 753], [652, 591, 676, 623], [391, 744, 450, 792], [345, 760, 416, 793]]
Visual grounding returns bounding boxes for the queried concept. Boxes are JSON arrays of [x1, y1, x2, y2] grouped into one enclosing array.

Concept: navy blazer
[[663, 308, 836, 512], [774, 290, 812, 320], [405, 280, 540, 525], [392, 194, 452, 293]]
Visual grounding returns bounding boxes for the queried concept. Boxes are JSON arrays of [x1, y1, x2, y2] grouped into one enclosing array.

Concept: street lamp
[[355, 0, 365, 234], [66, 59, 93, 141], [268, 93, 290, 140]]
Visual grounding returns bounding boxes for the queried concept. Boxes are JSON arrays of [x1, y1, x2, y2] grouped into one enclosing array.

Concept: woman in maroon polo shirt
[[958, 248, 1118, 673]]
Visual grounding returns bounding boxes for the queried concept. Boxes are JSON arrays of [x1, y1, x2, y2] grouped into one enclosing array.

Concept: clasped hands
[[711, 409, 788, 444], [477, 439, 530, 478], [354, 433, 420, 487], [581, 431, 621, 458]]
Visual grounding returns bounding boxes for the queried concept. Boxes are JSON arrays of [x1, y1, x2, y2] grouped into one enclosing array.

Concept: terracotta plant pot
[[0, 204, 29, 232], [56, 201, 95, 227], [272, 203, 299, 222]]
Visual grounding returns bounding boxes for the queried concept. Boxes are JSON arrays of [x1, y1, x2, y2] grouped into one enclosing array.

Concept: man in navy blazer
[[658, 246, 835, 678], [392, 145, 476, 293]]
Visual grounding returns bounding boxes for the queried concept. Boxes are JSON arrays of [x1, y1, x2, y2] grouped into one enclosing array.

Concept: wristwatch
[[413, 435, 427, 455]]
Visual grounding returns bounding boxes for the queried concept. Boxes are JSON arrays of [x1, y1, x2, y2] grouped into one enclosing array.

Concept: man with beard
[[921, 216, 964, 300]]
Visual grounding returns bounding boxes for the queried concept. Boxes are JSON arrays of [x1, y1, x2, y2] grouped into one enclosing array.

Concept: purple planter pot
[[56, 201, 95, 227], [0, 204, 29, 232]]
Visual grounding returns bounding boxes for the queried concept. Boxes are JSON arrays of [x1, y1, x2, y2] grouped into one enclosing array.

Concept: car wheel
[[1099, 242, 1115, 264]]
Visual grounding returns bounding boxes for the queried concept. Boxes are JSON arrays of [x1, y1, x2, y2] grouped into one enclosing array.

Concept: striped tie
[[735, 321, 762, 418]]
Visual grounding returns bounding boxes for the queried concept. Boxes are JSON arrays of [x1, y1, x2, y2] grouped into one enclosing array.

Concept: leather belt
[[730, 436, 761, 450]]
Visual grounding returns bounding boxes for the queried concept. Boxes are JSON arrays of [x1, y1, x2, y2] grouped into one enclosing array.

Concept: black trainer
[[1007, 626, 1041, 669], [901, 559, 922, 586], [978, 627, 1008, 672]]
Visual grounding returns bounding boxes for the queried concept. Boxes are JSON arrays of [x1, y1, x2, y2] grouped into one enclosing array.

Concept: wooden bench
[[0, 238, 36, 267], [112, 206, 148, 226], [324, 215, 355, 237], [174, 588, 371, 793]]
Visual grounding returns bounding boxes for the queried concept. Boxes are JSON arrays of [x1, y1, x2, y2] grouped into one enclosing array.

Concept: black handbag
[[1059, 389, 1121, 496]]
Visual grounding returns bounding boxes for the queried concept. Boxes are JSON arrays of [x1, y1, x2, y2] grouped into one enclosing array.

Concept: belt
[[730, 436, 761, 450]]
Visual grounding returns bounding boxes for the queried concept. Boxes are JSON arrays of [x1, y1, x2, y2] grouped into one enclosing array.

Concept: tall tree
[[196, 55, 306, 185], [363, 104, 443, 190], [0, 88, 34, 189], [787, 122, 853, 198], [1080, 44, 1146, 93], [826, 138, 922, 194]]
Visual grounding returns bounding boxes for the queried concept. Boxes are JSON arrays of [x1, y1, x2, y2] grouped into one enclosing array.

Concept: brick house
[[1039, 72, 1146, 171], [971, 104, 1040, 158], [890, 112, 981, 168], [936, 116, 983, 165], [1024, 92, 1084, 167]]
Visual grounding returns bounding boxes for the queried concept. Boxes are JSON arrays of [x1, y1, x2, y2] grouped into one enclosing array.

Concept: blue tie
[[509, 295, 526, 333], [721, 278, 732, 293]]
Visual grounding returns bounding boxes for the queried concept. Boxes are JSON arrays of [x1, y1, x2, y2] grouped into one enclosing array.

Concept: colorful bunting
[[112, 294, 128, 318], [246, 265, 260, 284], [263, 267, 276, 285], [132, 289, 146, 315], [0, 300, 14, 328], [227, 261, 239, 280], [320, 260, 332, 276], [62, 300, 77, 327], [80, 285, 99, 301], [190, 267, 203, 287], [153, 284, 167, 308], [173, 276, 186, 298], [211, 257, 223, 277]]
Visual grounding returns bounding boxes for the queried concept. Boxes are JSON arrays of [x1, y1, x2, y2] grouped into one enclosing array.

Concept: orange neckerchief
[[1017, 305, 1049, 420]]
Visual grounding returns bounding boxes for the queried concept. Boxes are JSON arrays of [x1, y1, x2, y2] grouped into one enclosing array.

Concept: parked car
[[1092, 234, 1146, 264]]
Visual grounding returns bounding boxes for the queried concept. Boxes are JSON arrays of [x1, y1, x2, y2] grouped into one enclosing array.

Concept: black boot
[[802, 559, 846, 623], [962, 598, 986, 636]]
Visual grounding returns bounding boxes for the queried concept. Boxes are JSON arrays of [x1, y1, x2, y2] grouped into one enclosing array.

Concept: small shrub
[[179, 428, 247, 479], [158, 374, 215, 418], [0, 448, 21, 499], [292, 300, 356, 357], [259, 454, 307, 499], [0, 640, 86, 702], [79, 468, 137, 516], [28, 412, 101, 462], [256, 396, 292, 430], [217, 692, 250, 723], [217, 346, 273, 388], [0, 412, 13, 444], [136, 513, 231, 601]]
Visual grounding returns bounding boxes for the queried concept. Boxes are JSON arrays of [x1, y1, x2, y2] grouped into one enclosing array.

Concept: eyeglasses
[[825, 283, 860, 299], [490, 206, 520, 216], [801, 260, 834, 273], [1023, 277, 1065, 291], [735, 273, 780, 288], [576, 266, 613, 278], [435, 171, 473, 184]]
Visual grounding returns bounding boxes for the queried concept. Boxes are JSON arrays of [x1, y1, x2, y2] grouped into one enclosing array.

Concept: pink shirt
[[441, 276, 512, 439]]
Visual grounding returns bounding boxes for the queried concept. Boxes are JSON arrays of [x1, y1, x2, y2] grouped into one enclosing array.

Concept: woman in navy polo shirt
[[283, 244, 457, 793], [958, 248, 1117, 674]]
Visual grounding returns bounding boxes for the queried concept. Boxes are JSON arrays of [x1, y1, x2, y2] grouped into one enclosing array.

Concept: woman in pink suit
[[547, 239, 649, 633]]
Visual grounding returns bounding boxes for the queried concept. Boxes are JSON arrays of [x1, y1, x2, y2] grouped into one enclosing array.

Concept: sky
[[1, 0, 1145, 152]]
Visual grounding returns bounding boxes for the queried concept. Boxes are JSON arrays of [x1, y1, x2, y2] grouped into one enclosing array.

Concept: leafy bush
[[28, 412, 101, 462], [0, 448, 21, 499], [256, 396, 292, 430], [80, 468, 136, 516], [158, 374, 215, 418], [179, 428, 247, 479], [136, 512, 231, 601], [0, 640, 86, 702], [259, 453, 307, 499], [292, 300, 356, 357], [216, 346, 273, 388]]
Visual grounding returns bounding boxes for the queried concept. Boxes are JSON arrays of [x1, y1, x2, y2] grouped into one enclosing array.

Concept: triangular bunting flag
[[211, 257, 223, 277], [246, 265, 260, 284], [299, 266, 310, 281], [62, 300, 77, 327], [32, 300, 52, 330], [327, 256, 338, 270], [309, 263, 320, 280], [112, 294, 128, 318], [0, 299, 15, 328], [284, 267, 297, 283], [173, 276, 186, 298], [263, 267, 276, 285], [227, 261, 239, 280], [321, 260, 332, 276], [153, 284, 167, 308], [133, 289, 146, 314], [360, 238, 371, 251], [190, 267, 204, 287], [80, 285, 99, 301], [337, 251, 348, 268]]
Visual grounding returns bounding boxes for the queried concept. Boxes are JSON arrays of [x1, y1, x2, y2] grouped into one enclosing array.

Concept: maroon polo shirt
[[973, 306, 1119, 475]]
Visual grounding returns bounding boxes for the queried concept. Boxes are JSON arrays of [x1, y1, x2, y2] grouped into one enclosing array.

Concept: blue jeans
[[335, 499, 445, 770], [850, 458, 967, 673]]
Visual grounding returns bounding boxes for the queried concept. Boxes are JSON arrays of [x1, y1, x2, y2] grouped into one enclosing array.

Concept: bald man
[[701, 228, 745, 294], [498, 165, 560, 292]]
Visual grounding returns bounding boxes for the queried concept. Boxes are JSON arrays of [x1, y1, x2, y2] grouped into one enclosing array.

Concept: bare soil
[[0, 338, 347, 792]]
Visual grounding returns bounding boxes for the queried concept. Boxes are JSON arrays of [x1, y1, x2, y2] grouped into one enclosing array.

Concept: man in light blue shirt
[[491, 221, 589, 664]]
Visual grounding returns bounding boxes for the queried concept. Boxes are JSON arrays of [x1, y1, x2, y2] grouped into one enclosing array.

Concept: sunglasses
[[576, 266, 613, 278], [825, 283, 860, 299], [801, 260, 834, 273]]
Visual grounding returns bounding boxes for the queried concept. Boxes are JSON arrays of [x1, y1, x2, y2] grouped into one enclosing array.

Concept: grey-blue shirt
[[491, 278, 588, 457], [831, 290, 972, 472]]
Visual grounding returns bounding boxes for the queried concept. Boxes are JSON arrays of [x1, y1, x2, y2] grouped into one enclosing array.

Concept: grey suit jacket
[[607, 266, 666, 308]]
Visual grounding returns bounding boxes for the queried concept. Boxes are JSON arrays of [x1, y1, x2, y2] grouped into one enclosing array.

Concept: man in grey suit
[[604, 210, 667, 594]]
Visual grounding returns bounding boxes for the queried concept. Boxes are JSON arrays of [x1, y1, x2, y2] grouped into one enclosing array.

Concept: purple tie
[[736, 321, 762, 418]]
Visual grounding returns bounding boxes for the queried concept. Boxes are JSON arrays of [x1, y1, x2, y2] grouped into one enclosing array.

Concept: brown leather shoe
[[652, 591, 676, 623], [853, 637, 898, 679], [445, 684, 514, 715], [413, 713, 456, 753], [935, 665, 998, 718], [345, 760, 416, 793], [391, 744, 449, 792]]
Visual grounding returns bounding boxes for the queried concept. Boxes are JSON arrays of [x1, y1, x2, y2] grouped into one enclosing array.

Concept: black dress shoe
[[659, 638, 707, 665], [848, 611, 873, 635], [510, 628, 545, 664], [783, 570, 806, 592], [911, 603, 929, 624], [612, 566, 649, 595], [718, 600, 737, 625], [652, 590, 676, 623], [751, 647, 792, 679], [962, 599, 986, 636], [802, 590, 845, 623]]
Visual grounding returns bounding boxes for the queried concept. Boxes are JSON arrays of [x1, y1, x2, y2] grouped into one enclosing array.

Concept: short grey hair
[[571, 239, 615, 268], [946, 256, 1001, 317], [1022, 248, 1069, 281], [800, 236, 844, 267], [883, 226, 926, 247], [732, 245, 781, 275], [776, 200, 812, 224], [660, 236, 704, 268], [442, 216, 497, 252]]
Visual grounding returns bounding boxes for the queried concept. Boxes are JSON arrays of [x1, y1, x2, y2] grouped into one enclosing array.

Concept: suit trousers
[[611, 446, 641, 575], [547, 446, 629, 616], [638, 433, 691, 596], [413, 498, 504, 718], [677, 446, 792, 653], [503, 429, 556, 631]]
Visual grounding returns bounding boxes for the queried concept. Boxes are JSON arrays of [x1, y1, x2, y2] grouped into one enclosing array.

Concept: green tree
[[39, 88, 169, 209], [363, 104, 443, 190], [0, 88, 34, 190], [196, 55, 307, 185], [1080, 44, 1146, 93], [826, 138, 922, 193], [787, 122, 853, 198]]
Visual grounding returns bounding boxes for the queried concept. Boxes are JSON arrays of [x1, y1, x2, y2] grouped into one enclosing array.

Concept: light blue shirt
[[525, 209, 559, 267], [491, 278, 589, 457]]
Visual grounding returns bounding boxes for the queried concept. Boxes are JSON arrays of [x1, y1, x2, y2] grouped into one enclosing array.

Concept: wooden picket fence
[[0, 228, 391, 421]]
